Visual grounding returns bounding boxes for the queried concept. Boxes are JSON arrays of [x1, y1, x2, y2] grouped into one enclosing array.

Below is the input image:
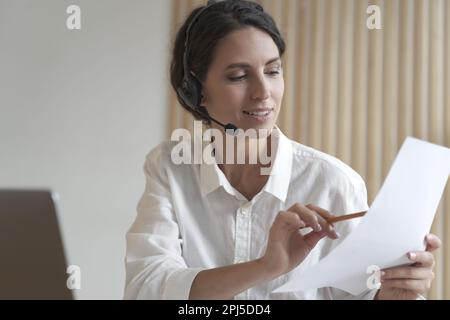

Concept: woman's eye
[[228, 69, 281, 82], [266, 69, 281, 76], [228, 75, 247, 82]]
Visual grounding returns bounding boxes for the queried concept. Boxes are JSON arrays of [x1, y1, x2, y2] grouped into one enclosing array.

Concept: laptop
[[0, 190, 74, 299]]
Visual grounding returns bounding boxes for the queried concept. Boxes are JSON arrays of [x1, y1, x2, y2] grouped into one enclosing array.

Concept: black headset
[[176, 0, 238, 132]]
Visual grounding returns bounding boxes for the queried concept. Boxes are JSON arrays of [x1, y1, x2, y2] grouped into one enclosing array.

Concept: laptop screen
[[0, 190, 74, 299]]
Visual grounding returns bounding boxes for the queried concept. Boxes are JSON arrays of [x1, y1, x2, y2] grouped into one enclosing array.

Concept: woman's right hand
[[259, 203, 340, 278]]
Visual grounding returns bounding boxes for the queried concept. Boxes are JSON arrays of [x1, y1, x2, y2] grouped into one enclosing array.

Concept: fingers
[[425, 234, 442, 252], [274, 211, 305, 232], [306, 204, 334, 221], [302, 229, 328, 249], [304, 204, 339, 239], [381, 266, 434, 281], [377, 234, 439, 298], [288, 203, 339, 239], [380, 279, 432, 295], [288, 203, 321, 231], [408, 251, 435, 268], [380, 253, 436, 296]]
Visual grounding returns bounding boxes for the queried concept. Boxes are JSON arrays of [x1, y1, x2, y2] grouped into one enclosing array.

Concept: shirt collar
[[262, 127, 293, 202], [199, 127, 293, 203]]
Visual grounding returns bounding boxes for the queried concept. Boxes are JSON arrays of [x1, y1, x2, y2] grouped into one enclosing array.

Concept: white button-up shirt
[[124, 128, 377, 300]]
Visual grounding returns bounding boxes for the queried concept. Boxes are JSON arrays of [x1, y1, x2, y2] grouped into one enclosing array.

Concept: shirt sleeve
[[124, 144, 205, 300]]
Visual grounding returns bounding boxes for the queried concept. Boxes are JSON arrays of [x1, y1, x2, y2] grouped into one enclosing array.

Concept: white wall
[[0, 0, 171, 299]]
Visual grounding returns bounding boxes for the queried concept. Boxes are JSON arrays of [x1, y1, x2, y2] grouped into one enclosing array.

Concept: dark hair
[[170, 0, 286, 124]]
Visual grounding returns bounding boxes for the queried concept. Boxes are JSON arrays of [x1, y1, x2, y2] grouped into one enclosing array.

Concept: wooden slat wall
[[168, 0, 450, 299], [445, 0, 450, 300]]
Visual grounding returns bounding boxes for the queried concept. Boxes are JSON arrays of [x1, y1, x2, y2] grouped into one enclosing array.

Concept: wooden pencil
[[326, 211, 367, 224]]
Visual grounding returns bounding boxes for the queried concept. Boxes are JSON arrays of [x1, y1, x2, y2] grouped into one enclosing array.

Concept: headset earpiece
[[176, 73, 203, 111], [175, 0, 238, 133]]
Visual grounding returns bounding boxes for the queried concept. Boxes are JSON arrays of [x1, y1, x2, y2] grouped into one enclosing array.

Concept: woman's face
[[201, 27, 284, 133]]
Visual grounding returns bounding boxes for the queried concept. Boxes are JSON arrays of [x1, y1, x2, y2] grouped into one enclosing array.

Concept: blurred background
[[0, 0, 449, 299], [0, 0, 171, 299]]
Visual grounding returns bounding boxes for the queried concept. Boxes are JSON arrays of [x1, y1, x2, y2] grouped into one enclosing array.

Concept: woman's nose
[[251, 76, 270, 101]]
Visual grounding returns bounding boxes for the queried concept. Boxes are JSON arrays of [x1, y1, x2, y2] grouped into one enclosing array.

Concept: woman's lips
[[242, 109, 274, 122]]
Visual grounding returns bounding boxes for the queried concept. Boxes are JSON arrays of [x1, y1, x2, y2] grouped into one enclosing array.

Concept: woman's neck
[[214, 130, 275, 200]]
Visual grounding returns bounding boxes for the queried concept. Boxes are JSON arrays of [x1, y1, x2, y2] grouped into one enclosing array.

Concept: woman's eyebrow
[[224, 57, 281, 70]]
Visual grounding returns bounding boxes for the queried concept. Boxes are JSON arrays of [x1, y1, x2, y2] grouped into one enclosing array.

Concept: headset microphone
[[204, 114, 239, 133]]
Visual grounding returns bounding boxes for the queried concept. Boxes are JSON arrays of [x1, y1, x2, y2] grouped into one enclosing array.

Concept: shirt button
[[240, 208, 248, 215]]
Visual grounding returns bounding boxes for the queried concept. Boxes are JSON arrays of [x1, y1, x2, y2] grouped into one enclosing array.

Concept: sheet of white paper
[[274, 137, 450, 295]]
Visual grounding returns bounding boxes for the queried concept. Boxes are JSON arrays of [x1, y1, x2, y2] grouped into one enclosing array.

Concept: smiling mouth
[[243, 109, 274, 117]]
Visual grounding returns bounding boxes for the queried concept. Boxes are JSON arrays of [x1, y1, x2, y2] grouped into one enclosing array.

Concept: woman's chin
[[236, 122, 276, 137]]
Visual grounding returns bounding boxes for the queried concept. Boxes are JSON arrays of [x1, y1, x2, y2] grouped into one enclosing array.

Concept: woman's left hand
[[376, 233, 441, 300]]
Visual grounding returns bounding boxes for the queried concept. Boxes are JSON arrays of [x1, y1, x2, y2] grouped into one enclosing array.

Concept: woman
[[124, 0, 440, 300]]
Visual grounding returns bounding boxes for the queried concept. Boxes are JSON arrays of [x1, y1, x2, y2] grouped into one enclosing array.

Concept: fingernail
[[334, 231, 340, 238], [408, 252, 416, 260], [316, 225, 322, 232]]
